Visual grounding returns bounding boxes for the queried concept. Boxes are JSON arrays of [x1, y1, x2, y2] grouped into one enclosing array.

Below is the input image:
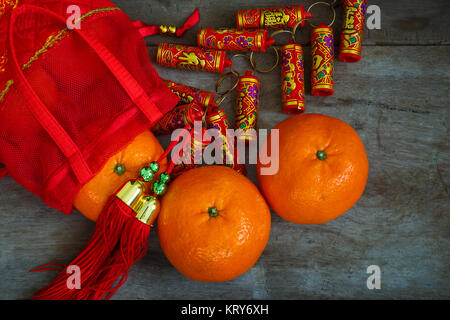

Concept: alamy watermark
[[66, 5, 81, 30], [170, 121, 280, 175], [366, 5, 381, 30], [66, 265, 81, 290], [366, 265, 381, 290]]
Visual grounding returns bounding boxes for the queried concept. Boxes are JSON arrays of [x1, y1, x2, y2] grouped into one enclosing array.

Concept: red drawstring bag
[[0, 0, 180, 299], [0, 0, 179, 213]]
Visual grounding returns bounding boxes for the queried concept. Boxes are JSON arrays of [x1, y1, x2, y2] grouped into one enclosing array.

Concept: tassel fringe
[[32, 196, 133, 300]]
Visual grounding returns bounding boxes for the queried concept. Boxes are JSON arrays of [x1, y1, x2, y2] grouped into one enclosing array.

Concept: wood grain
[[112, 0, 450, 46], [0, 0, 449, 300]]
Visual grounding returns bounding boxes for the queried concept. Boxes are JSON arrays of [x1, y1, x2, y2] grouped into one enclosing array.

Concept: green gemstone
[[140, 167, 155, 182], [153, 180, 167, 196], [159, 173, 170, 183], [149, 161, 160, 173]]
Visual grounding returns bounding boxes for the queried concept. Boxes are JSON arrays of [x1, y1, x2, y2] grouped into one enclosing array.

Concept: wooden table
[[0, 0, 448, 299]]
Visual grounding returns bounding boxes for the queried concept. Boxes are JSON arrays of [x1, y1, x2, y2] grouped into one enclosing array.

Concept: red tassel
[[31, 196, 133, 300], [83, 219, 151, 300], [31, 129, 189, 300]]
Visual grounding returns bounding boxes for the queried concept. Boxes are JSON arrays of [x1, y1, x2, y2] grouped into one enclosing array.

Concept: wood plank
[[112, 0, 450, 46], [0, 46, 448, 299]]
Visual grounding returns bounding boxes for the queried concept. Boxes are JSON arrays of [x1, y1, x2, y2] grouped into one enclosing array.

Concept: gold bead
[[160, 24, 168, 33], [168, 25, 177, 34]]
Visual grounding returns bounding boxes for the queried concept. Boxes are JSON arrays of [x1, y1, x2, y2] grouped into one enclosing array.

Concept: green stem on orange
[[316, 150, 327, 161], [208, 207, 218, 217], [113, 163, 126, 176]]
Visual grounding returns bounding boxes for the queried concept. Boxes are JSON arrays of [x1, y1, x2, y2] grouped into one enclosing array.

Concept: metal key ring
[[249, 46, 280, 73], [271, 29, 295, 41], [290, 18, 312, 45], [307, 1, 337, 28], [229, 53, 251, 79], [215, 70, 239, 96]]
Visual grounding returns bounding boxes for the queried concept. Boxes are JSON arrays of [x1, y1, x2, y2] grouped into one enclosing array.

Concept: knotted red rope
[[132, 8, 200, 37]]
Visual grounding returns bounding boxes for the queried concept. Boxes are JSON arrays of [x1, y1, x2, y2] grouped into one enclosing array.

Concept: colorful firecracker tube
[[281, 41, 305, 114], [338, 0, 367, 63], [311, 22, 334, 96], [197, 28, 275, 52], [156, 43, 232, 73], [162, 78, 217, 108], [172, 126, 211, 177], [151, 101, 204, 136], [235, 70, 260, 142], [206, 109, 247, 175], [236, 5, 312, 30], [206, 109, 231, 135]]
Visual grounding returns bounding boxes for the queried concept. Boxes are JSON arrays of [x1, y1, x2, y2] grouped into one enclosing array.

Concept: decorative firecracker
[[197, 28, 274, 52], [206, 109, 247, 175], [235, 70, 260, 142], [171, 125, 211, 177], [156, 43, 232, 73], [338, 0, 367, 63], [162, 78, 217, 108], [311, 22, 334, 96], [151, 101, 205, 136], [236, 5, 312, 30], [281, 41, 305, 114]]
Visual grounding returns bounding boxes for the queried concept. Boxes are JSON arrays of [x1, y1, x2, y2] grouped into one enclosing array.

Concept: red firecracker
[[206, 109, 247, 175], [281, 41, 305, 114], [235, 71, 260, 142], [171, 126, 210, 177], [151, 101, 204, 136], [338, 0, 367, 63], [156, 43, 232, 73], [311, 23, 334, 96], [198, 28, 274, 52], [162, 78, 217, 108], [236, 5, 312, 30]]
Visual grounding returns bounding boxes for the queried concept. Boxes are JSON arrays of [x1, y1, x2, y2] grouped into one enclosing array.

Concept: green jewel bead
[[153, 180, 167, 196], [159, 172, 170, 183], [140, 167, 155, 182], [149, 161, 160, 173]]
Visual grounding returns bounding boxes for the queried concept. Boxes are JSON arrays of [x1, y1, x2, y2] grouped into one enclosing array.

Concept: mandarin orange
[[73, 130, 166, 221], [257, 113, 369, 224], [157, 165, 271, 282]]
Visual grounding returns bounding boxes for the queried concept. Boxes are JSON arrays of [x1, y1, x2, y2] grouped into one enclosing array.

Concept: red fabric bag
[[0, 0, 182, 299], [0, 0, 179, 214]]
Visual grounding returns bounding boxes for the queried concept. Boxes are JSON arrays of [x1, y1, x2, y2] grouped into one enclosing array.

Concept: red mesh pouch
[[0, 1, 179, 214]]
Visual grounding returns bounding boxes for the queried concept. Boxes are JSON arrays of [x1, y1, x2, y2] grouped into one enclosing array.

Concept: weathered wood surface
[[0, 0, 449, 299], [119, 0, 450, 46]]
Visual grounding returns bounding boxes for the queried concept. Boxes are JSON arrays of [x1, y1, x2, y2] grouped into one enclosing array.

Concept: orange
[[157, 166, 271, 282], [257, 113, 369, 224], [73, 131, 166, 221]]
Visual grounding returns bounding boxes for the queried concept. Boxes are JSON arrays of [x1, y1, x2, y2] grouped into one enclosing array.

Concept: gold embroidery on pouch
[[0, 0, 19, 17], [0, 6, 120, 102]]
